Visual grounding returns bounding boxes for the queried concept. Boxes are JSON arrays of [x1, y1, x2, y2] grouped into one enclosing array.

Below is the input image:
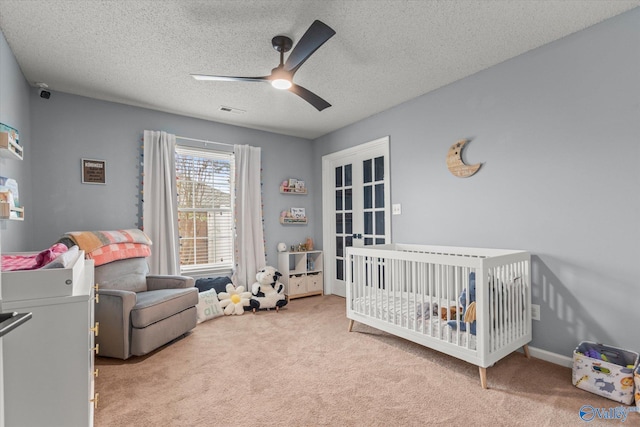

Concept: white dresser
[[1, 259, 96, 427]]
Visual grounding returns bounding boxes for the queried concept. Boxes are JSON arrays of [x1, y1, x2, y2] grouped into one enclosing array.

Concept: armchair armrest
[[146, 275, 195, 291], [95, 289, 137, 359]]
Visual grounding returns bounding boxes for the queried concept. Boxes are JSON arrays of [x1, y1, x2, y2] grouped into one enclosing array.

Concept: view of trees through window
[[175, 147, 234, 270]]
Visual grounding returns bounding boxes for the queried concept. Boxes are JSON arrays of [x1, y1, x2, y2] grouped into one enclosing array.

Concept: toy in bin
[[572, 341, 638, 405]]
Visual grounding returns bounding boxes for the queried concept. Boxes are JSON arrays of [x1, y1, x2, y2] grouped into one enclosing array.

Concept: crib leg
[[348, 319, 354, 332], [523, 344, 531, 359], [479, 367, 488, 389]]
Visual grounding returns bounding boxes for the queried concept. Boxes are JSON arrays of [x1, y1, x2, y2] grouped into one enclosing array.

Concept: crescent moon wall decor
[[446, 139, 482, 178]]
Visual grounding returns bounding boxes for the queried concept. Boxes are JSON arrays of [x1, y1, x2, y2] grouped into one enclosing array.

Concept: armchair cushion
[[95, 257, 148, 293], [147, 274, 195, 290], [131, 288, 198, 328]]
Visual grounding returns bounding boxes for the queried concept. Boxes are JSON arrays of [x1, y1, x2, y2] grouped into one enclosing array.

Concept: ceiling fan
[[191, 20, 336, 111]]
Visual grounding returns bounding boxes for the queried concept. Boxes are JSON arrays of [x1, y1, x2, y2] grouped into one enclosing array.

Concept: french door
[[322, 136, 390, 297]]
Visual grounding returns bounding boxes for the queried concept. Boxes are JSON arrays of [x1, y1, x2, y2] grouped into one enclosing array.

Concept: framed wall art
[[82, 158, 106, 184]]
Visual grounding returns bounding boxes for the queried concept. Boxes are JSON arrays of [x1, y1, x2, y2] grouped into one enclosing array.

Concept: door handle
[[352, 233, 362, 239]]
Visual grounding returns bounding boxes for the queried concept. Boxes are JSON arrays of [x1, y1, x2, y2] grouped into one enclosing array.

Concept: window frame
[[175, 145, 235, 275]]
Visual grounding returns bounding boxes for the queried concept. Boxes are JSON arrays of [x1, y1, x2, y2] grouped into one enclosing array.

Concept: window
[[175, 146, 234, 272]]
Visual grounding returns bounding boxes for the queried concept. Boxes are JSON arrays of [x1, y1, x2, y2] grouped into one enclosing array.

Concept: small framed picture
[[295, 180, 305, 192], [288, 178, 298, 188], [290, 207, 306, 219], [82, 158, 106, 184]]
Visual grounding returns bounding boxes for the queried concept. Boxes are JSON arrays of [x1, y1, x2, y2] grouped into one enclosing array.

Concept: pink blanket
[[1, 243, 68, 271]]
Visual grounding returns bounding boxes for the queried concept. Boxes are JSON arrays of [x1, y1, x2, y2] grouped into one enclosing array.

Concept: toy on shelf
[[280, 178, 307, 194], [0, 177, 23, 220]]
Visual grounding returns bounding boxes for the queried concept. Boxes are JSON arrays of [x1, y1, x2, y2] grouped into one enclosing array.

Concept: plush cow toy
[[249, 266, 288, 312]]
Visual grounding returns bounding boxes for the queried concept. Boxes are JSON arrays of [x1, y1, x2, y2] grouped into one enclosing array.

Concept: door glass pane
[[336, 237, 343, 257], [365, 238, 373, 246], [363, 159, 372, 183], [375, 211, 385, 235], [337, 259, 344, 281], [375, 184, 384, 208], [345, 164, 352, 186], [335, 190, 343, 210], [364, 212, 372, 234], [346, 236, 353, 248], [335, 166, 342, 187], [345, 213, 353, 234], [375, 156, 384, 181], [376, 238, 385, 244], [364, 186, 372, 209], [345, 189, 352, 210], [336, 213, 343, 233]]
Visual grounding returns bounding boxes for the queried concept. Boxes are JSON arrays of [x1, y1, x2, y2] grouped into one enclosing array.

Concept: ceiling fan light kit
[[272, 79, 292, 90], [191, 20, 335, 111]]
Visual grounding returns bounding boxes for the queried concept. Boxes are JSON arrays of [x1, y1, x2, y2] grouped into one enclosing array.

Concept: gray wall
[[28, 91, 314, 266], [312, 9, 640, 357], [0, 31, 32, 251]]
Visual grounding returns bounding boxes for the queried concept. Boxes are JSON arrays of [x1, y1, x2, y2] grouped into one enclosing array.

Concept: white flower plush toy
[[217, 283, 252, 315]]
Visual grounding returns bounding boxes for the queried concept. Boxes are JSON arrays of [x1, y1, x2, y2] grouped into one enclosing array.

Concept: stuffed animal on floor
[[217, 283, 252, 316], [249, 266, 288, 312], [447, 272, 477, 335]]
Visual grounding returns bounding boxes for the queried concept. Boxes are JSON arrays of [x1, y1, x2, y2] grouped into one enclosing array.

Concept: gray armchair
[[94, 257, 198, 359]]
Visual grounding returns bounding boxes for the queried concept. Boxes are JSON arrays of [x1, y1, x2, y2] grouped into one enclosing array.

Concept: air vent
[[219, 106, 246, 115]]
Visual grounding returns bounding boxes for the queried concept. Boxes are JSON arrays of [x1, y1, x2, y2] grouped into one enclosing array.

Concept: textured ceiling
[[0, 1, 638, 139]]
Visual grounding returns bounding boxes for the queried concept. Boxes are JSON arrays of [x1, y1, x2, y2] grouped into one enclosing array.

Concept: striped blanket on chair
[[59, 229, 152, 266]]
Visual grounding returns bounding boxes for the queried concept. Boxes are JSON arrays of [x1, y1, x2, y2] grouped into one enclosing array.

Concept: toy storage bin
[[572, 341, 638, 405]]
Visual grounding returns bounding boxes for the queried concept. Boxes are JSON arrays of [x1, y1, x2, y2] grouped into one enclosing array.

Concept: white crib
[[346, 244, 531, 388]]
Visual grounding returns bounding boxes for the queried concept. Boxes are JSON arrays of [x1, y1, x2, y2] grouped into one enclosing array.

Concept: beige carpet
[[95, 295, 635, 426]]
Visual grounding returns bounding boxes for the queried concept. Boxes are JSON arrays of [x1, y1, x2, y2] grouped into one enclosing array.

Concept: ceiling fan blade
[[289, 83, 331, 111], [284, 20, 335, 75], [191, 74, 268, 83]]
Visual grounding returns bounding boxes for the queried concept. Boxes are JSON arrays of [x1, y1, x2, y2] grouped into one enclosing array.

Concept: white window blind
[[175, 146, 234, 271]]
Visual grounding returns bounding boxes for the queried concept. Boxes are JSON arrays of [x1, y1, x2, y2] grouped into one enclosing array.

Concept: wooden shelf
[[280, 217, 307, 225], [0, 131, 23, 160], [0, 202, 23, 220], [280, 185, 307, 195]]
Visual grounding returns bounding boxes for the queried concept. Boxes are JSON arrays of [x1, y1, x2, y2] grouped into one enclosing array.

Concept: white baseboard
[[520, 345, 573, 368]]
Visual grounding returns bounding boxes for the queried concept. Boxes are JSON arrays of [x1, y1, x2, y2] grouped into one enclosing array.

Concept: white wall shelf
[[0, 131, 23, 160]]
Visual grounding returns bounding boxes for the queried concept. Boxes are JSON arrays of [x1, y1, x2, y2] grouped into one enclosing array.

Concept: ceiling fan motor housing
[[272, 35, 293, 53]]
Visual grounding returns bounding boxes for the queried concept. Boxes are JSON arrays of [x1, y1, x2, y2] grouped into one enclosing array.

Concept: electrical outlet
[[392, 204, 402, 215], [531, 304, 541, 321]]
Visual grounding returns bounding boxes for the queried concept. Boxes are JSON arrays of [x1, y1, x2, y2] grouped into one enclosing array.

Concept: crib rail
[[346, 244, 531, 368]]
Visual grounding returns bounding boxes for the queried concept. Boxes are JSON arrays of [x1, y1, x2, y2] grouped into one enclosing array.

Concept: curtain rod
[[175, 135, 234, 148]]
